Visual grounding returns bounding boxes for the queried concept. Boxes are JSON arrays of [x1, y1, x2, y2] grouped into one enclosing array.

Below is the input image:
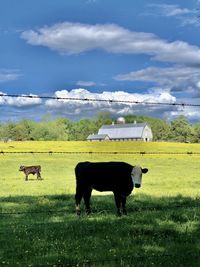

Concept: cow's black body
[[19, 165, 42, 181], [75, 161, 147, 215]]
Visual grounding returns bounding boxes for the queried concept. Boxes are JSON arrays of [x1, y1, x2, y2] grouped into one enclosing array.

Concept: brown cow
[[19, 165, 42, 181]]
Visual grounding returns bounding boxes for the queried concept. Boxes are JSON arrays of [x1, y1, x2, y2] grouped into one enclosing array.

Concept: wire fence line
[[0, 93, 200, 107], [0, 150, 200, 155]]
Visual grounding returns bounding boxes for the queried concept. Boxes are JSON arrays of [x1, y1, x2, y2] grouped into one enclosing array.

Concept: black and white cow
[[75, 161, 148, 216]]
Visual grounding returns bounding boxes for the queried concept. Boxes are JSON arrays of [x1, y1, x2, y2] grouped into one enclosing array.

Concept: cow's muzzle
[[135, 184, 141, 188]]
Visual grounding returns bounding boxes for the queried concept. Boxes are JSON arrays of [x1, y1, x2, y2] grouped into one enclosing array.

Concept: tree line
[[0, 112, 200, 143]]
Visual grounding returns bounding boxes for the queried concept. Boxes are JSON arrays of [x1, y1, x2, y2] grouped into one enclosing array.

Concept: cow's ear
[[142, 168, 148, 173]]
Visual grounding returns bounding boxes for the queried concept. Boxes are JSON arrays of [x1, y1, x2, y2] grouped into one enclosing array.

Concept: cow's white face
[[131, 166, 143, 188]]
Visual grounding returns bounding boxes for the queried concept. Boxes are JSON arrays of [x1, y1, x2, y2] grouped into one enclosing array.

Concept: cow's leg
[[114, 192, 122, 216], [83, 188, 92, 215], [25, 174, 28, 181], [37, 172, 42, 180], [121, 196, 127, 215], [75, 185, 84, 216]]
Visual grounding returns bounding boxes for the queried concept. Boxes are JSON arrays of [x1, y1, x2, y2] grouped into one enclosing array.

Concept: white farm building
[[87, 119, 153, 142]]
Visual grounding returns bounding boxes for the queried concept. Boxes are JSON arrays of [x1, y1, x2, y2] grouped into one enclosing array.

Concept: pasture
[[0, 141, 200, 266]]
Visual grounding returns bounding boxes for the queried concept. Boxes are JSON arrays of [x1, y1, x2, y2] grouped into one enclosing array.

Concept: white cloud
[[163, 95, 200, 121], [0, 69, 21, 82], [165, 108, 200, 121], [146, 4, 199, 27], [76, 80, 96, 87], [0, 92, 42, 107], [1, 89, 200, 122], [86, 0, 97, 3], [148, 4, 193, 17], [197, 81, 200, 88], [45, 88, 200, 122], [114, 66, 200, 93], [45, 88, 176, 117], [21, 22, 200, 66]]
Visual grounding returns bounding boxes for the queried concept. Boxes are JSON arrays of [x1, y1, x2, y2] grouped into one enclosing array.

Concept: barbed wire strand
[[0, 93, 200, 107], [0, 151, 200, 155]]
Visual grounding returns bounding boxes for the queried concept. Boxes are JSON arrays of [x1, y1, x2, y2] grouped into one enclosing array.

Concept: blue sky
[[1, 0, 200, 121]]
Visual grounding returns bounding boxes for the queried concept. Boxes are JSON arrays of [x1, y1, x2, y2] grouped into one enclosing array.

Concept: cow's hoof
[[122, 210, 127, 215], [76, 210, 81, 216], [117, 212, 122, 217], [86, 209, 91, 215]]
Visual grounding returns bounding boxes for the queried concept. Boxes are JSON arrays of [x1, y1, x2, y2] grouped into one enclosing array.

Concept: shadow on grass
[[0, 194, 200, 266]]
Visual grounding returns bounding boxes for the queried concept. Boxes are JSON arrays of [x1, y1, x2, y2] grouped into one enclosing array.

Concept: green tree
[[191, 124, 200, 143], [0, 122, 16, 141], [55, 118, 73, 140], [169, 115, 192, 142], [30, 120, 68, 141], [30, 123, 53, 140], [69, 119, 98, 140], [150, 120, 170, 141], [13, 120, 36, 141], [95, 112, 112, 128], [123, 114, 138, 123]]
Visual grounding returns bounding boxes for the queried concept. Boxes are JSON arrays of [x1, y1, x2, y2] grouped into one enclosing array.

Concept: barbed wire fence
[[1, 93, 200, 107], [1, 93, 200, 266], [0, 151, 200, 155]]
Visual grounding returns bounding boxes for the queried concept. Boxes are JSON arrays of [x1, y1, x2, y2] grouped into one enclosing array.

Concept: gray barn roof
[[87, 134, 109, 140], [98, 123, 149, 139]]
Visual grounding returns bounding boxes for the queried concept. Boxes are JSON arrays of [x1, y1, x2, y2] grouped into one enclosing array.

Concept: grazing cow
[[19, 165, 42, 181], [75, 161, 148, 216]]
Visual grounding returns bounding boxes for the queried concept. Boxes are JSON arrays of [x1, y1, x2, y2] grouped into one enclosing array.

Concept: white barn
[[87, 120, 153, 141]]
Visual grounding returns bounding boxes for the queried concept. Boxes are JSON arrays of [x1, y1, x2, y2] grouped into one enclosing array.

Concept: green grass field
[[0, 141, 200, 266]]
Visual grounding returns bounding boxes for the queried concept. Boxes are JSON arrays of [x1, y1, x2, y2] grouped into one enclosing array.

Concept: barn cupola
[[116, 117, 125, 124]]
